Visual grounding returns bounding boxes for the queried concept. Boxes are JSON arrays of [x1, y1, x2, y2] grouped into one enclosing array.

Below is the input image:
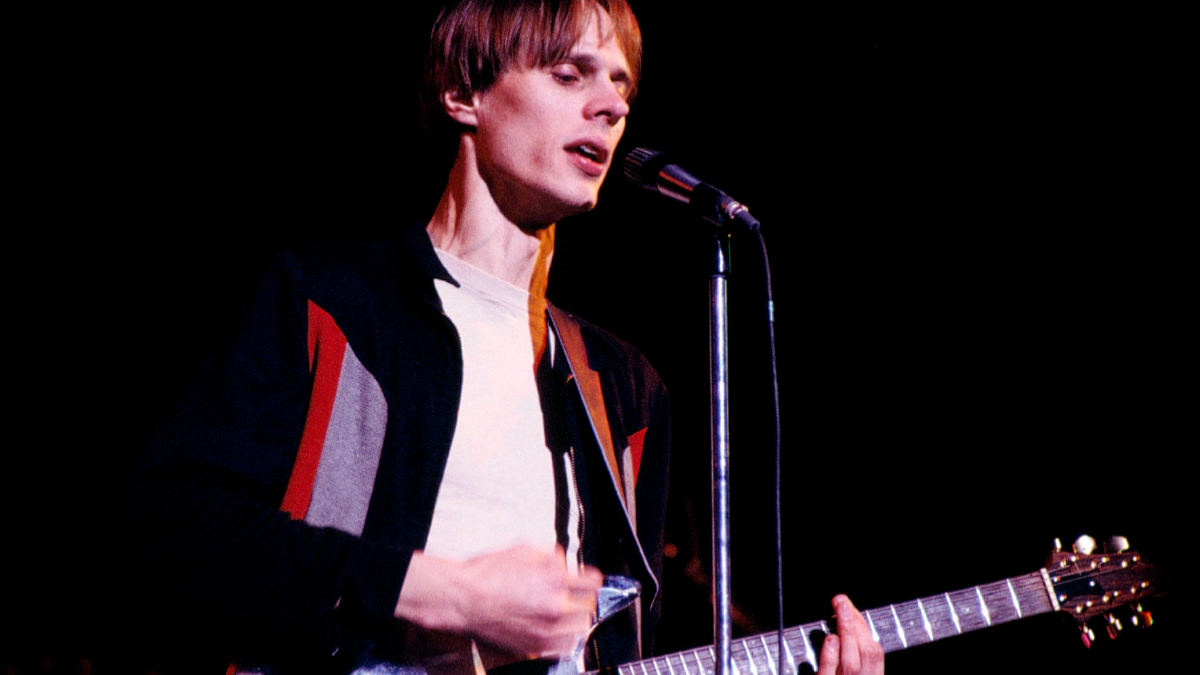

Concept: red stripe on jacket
[[279, 300, 347, 519], [628, 427, 647, 486]]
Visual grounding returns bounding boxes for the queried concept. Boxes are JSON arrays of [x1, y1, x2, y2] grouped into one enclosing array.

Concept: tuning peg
[[1132, 603, 1154, 628], [1107, 536, 1130, 553], [1080, 624, 1096, 649], [1104, 613, 1124, 640], [1053, 537, 1063, 552], [1074, 535, 1097, 555]]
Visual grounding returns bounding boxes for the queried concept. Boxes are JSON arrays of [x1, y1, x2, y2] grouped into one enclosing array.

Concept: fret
[[979, 581, 1021, 624], [704, 646, 718, 675], [797, 625, 817, 673], [866, 605, 900, 652], [740, 639, 759, 675], [780, 629, 797, 675], [945, 588, 987, 632], [975, 586, 993, 626], [864, 609, 881, 643], [694, 647, 708, 675], [667, 652, 681, 675], [1014, 574, 1056, 615], [751, 632, 798, 675], [757, 636, 777, 675], [944, 593, 962, 635], [652, 658, 663, 675], [892, 602, 931, 647], [926, 595, 959, 640], [916, 599, 933, 642], [1006, 578, 1022, 618], [732, 638, 761, 675], [913, 592, 958, 641], [889, 604, 908, 649]]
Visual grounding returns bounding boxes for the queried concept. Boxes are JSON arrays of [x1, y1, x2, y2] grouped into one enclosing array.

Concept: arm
[[122, 252, 410, 665], [394, 545, 603, 657]]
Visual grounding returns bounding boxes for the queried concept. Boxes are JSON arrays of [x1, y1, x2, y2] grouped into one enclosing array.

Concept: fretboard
[[601, 570, 1056, 675]]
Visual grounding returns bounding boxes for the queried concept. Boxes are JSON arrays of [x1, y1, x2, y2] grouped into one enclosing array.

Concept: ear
[[442, 90, 480, 127]]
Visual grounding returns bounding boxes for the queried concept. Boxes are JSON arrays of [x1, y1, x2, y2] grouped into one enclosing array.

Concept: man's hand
[[395, 544, 603, 658], [817, 595, 884, 675]]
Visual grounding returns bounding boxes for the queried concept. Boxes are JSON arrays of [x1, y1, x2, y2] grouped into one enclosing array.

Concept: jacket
[[123, 224, 670, 673]]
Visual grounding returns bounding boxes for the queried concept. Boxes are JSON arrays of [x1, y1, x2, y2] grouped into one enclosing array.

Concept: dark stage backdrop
[[8, 3, 1187, 673]]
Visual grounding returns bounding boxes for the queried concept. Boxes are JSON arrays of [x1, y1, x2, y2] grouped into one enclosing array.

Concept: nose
[[586, 80, 630, 125]]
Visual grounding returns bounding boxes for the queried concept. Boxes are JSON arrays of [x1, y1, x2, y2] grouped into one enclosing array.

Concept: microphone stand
[[621, 148, 764, 675], [709, 230, 734, 675]]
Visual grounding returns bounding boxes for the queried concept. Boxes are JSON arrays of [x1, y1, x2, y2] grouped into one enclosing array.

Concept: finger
[[564, 566, 603, 612], [579, 564, 605, 586], [552, 543, 570, 566], [568, 566, 604, 594], [817, 633, 839, 675], [831, 595, 862, 674], [833, 595, 884, 675]]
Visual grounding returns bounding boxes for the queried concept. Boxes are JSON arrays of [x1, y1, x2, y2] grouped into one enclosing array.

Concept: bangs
[[511, 0, 641, 100], [423, 1, 642, 136]]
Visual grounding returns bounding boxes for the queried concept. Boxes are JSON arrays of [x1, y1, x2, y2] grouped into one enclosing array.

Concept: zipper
[[568, 444, 585, 571], [569, 443, 601, 668]]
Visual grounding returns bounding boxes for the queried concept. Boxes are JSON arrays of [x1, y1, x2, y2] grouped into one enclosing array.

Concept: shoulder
[[271, 224, 445, 314], [551, 303, 667, 418]]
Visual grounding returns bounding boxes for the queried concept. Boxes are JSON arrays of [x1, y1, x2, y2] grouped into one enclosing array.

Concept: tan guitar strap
[[546, 303, 650, 657]]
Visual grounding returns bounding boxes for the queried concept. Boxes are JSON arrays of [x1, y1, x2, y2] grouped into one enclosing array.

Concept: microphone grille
[[623, 147, 668, 190]]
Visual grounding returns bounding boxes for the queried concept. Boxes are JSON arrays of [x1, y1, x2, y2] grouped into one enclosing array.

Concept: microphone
[[623, 147, 760, 231]]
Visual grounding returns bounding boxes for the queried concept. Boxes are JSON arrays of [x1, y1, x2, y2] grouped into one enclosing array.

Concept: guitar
[[590, 539, 1165, 675], [329, 539, 1164, 675]]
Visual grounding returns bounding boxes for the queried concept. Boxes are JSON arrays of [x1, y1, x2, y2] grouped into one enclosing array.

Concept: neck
[[426, 138, 556, 294]]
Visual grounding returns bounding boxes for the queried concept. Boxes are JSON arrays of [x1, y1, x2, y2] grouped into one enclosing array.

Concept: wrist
[[394, 551, 469, 633]]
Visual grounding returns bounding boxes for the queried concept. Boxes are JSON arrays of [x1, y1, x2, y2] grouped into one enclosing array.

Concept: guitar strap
[[546, 303, 652, 657], [546, 304, 627, 511]]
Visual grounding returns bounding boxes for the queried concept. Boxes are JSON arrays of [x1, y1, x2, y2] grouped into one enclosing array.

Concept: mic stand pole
[[709, 230, 733, 675]]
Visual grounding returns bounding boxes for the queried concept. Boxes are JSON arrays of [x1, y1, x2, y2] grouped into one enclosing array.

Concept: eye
[[552, 65, 582, 85]]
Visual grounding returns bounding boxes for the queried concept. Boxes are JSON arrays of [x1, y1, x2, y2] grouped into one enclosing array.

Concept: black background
[[6, 3, 1188, 673]]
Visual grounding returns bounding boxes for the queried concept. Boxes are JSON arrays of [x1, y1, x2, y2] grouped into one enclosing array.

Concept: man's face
[[468, 8, 632, 226]]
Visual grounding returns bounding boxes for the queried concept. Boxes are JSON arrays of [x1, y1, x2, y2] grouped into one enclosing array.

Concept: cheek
[[489, 109, 551, 165], [612, 118, 627, 144]]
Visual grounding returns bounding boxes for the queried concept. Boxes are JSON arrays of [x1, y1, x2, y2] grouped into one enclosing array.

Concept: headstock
[[1045, 535, 1165, 647]]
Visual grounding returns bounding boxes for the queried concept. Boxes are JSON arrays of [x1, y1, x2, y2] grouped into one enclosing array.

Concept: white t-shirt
[[426, 249, 580, 565]]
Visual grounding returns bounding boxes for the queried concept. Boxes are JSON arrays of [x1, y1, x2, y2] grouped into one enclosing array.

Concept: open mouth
[[567, 143, 608, 165]]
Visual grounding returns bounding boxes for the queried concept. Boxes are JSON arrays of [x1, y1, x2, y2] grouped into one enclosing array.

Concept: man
[[125, 2, 882, 674]]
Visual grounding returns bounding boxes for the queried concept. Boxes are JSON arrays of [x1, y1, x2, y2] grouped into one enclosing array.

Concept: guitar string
[[605, 558, 1147, 674]]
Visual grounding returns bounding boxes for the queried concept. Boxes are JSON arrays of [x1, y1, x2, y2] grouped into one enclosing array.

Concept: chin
[[548, 193, 599, 221], [571, 188, 602, 212]]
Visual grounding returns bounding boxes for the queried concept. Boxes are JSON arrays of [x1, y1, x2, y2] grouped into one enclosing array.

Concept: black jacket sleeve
[[122, 252, 409, 671]]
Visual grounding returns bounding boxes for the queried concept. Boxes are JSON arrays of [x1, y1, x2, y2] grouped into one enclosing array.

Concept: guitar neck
[[600, 570, 1056, 675]]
